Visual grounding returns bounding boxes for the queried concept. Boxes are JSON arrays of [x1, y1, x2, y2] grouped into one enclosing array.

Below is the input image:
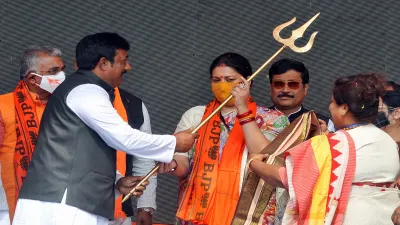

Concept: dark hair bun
[[333, 73, 386, 122]]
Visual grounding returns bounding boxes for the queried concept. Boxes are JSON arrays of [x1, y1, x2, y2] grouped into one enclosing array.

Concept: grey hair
[[20, 45, 62, 79]]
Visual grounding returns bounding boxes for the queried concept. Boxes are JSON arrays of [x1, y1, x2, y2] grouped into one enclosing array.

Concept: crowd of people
[[0, 32, 399, 225]]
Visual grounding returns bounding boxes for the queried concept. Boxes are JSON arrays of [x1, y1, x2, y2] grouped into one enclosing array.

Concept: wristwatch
[[138, 207, 155, 215]]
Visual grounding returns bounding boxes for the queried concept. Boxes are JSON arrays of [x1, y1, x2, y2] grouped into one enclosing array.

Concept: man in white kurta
[[12, 32, 196, 225]]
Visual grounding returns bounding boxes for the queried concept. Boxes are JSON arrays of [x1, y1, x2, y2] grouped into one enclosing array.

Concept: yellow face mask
[[211, 82, 238, 106]]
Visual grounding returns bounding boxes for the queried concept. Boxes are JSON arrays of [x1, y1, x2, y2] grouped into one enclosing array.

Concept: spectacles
[[379, 105, 397, 110], [30, 66, 65, 76], [21, 66, 65, 80], [272, 81, 301, 90], [36, 66, 65, 75], [379, 106, 397, 112]]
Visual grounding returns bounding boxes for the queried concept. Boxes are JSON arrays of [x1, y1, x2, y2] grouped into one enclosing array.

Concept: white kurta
[[12, 84, 177, 225], [342, 124, 400, 224]]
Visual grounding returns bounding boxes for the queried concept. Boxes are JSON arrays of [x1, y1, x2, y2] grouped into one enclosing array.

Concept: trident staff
[[122, 12, 321, 203]]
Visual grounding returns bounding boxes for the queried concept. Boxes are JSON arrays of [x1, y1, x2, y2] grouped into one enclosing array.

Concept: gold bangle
[[247, 157, 261, 168]]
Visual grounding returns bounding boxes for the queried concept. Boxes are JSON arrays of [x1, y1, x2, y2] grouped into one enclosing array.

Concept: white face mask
[[32, 71, 66, 93]]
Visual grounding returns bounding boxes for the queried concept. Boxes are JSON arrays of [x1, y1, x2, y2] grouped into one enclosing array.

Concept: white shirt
[[13, 84, 177, 225], [66, 84, 176, 162]]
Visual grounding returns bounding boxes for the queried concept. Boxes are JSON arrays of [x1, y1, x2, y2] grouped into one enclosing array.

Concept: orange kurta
[[0, 91, 45, 221]]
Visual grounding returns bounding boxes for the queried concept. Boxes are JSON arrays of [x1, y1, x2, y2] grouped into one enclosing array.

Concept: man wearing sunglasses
[[268, 58, 333, 130], [0, 45, 65, 225]]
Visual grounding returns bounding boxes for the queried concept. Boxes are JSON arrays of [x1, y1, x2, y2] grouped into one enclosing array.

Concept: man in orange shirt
[[0, 45, 65, 224]]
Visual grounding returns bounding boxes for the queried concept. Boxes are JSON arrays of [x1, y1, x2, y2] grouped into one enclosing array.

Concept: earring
[[394, 111, 400, 120]]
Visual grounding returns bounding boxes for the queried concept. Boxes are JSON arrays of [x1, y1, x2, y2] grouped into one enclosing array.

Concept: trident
[[122, 12, 321, 203]]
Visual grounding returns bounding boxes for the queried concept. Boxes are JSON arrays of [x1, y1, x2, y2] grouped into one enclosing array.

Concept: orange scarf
[[113, 88, 128, 220], [13, 81, 40, 197], [177, 99, 256, 225]]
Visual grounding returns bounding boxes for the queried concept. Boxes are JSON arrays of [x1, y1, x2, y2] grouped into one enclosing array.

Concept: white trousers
[[12, 199, 109, 225]]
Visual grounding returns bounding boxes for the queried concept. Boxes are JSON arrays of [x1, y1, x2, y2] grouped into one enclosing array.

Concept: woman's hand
[[232, 76, 250, 114], [318, 119, 328, 133], [248, 153, 269, 170], [392, 205, 400, 225], [157, 155, 190, 178], [158, 159, 178, 174]]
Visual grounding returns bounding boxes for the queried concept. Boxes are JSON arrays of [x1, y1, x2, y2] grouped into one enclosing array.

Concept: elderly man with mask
[[0, 45, 66, 225]]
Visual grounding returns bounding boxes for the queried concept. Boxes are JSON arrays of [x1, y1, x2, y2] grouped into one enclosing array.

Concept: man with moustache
[[72, 60, 159, 225], [268, 58, 333, 130], [12, 32, 196, 225]]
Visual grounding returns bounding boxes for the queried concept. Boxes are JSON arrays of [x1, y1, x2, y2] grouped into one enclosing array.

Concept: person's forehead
[[37, 53, 61, 61], [272, 70, 302, 80], [115, 49, 128, 58], [211, 66, 241, 77], [37, 54, 63, 67], [386, 86, 394, 91]]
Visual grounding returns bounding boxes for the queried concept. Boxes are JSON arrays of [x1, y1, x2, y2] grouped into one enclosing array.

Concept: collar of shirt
[[77, 69, 115, 102], [270, 105, 305, 122]]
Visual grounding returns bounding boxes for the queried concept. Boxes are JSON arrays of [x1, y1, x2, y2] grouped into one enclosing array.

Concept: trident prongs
[[122, 13, 321, 204], [273, 12, 320, 53]]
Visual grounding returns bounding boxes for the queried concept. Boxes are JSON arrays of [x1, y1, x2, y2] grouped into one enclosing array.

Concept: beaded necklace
[[339, 123, 368, 131]]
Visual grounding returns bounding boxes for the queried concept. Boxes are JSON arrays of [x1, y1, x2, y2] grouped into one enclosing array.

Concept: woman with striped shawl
[[250, 73, 400, 225]]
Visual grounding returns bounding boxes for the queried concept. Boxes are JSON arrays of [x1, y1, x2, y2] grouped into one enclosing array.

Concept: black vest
[[19, 70, 136, 219], [118, 88, 144, 217]]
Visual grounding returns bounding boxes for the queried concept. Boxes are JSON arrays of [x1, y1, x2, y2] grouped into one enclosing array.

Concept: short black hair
[[268, 58, 309, 84], [76, 32, 130, 70], [387, 81, 400, 92], [382, 91, 400, 109], [209, 52, 252, 79]]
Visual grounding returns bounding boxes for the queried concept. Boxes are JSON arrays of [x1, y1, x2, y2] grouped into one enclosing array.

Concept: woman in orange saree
[[159, 53, 289, 225]]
